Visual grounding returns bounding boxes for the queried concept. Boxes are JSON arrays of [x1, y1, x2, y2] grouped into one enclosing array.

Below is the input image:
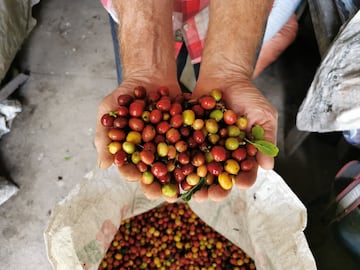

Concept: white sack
[[0, 99, 22, 138], [296, 10, 360, 132], [0, 176, 19, 206], [0, 0, 39, 82], [44, 166, 316, 270]]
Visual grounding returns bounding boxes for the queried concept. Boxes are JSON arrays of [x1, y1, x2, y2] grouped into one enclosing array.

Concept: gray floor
[[0, 1, 359, 269]]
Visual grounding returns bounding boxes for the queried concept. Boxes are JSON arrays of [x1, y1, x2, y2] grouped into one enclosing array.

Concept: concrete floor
[[0, 0, 359, 269]]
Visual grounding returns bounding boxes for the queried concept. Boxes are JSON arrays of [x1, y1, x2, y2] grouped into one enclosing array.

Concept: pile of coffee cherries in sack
[[98, 202, 256, 270], [101, 86, 278, 201]]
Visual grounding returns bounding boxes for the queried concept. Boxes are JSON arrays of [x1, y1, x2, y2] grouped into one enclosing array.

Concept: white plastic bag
[[296, 10, 360, 132], [44, 166, 316, 270]]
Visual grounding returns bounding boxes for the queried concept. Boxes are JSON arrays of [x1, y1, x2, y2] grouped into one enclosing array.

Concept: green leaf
[[244, 138, 279, 157], [251, 125, 265, 140], [180, 177, 206, 202], [64, 156, 72, 161]]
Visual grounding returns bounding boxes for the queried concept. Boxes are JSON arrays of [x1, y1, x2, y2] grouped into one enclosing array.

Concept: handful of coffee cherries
[[101, 86, 279, 201]]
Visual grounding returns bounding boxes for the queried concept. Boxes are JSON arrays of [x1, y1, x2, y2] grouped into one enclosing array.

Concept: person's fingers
[[253, 14, 298, 78], [234, 160, 258, 189], [140, 181, 163, 200], [95, 125, 113, 169], [117, 164, 141, 182], [95, 93, 120, 169], [164, 196, 179, 203], [256, 154, 274, 170], [208, 184, 231, 202], [192, 186, 208, 203]]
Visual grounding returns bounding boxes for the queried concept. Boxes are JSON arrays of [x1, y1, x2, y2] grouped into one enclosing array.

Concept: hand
[[192, 76, 278, 201], [95, 77, 182, 201]]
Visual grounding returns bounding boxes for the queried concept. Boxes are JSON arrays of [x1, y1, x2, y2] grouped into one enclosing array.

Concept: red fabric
[[101, 0, 298, 70], [173, 0, 210, 63]]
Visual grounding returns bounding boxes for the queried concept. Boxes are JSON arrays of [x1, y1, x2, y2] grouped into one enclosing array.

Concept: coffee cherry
[[140, 150, 155, 165], [192, 104, 205, 118], [116, 106, 129, 117], [199, 95, 216, 110], [137, 161, 148, 172], [108, 141, 122, 155], [157, 142, 169, 157], [141, 111, 150, 122], [113, 117, 128, 128], [108, 129, 126, 141], [158, 173, 171, 184], [169, 102, 182, 116], [223, 109, 237, 125], [175, 140, 188, 153], [210, 88, 222, 101], [131, 151, 141, 164], [241, 159, 254, 171], [224, 159, 240, 175], [101, 113, 115, 127], [142, 125, 156, 142], [211, 146, 227, 162], [151, 162, 168, 178], [157, 86, 169, 96], [156, 121, 171, 134], [126, 131, 141, 144], [207, 161, 223, 176], [178, 151, 190, 165], [133, 86, 147, 99], [205, 119, 219, 134], [149, 109, 162, 124], [227, 125, 241, 137], [218, 172, 233, 190], [128, 117, 144, 132], [225, 137, 239, 151], [142, 171, 154, 184], [122, 141, 136, 154], [113, 150, 127, 167], [167, 145, 177, 160], [208, 134, 220, 145], [236, 116, 248, 130], [209, 109, 223, 122], [117, 94, 134, 106], [129, 101, 145, 117], [182, 110, 195, 126], [161, 183, 178, 197], [170, 114, 183, 128], [143, 142, 156, 153], [156, 97, 172, 112], [186, 173, 200, 186], [191, 152, 205, 167], [231, 147, 247, 162], [192, 119, 204, 130], [166, 128, 181, 144], [193, 130, 205, 144], [197, 164, 208, 178], [246, 143, 258, 157]]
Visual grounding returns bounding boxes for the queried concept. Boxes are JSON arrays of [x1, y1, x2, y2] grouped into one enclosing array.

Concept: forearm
[[200, 0, 273, 80], [113, 0, 177, 81]]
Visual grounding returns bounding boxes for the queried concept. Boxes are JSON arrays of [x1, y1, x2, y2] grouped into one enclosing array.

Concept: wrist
[[200, 0, 273, 79], [113, 0, 177, 81]]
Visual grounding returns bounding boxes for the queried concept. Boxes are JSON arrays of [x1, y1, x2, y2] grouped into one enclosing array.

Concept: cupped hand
[[95, 77, 182, 201], [192, 76, 278, 201]]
